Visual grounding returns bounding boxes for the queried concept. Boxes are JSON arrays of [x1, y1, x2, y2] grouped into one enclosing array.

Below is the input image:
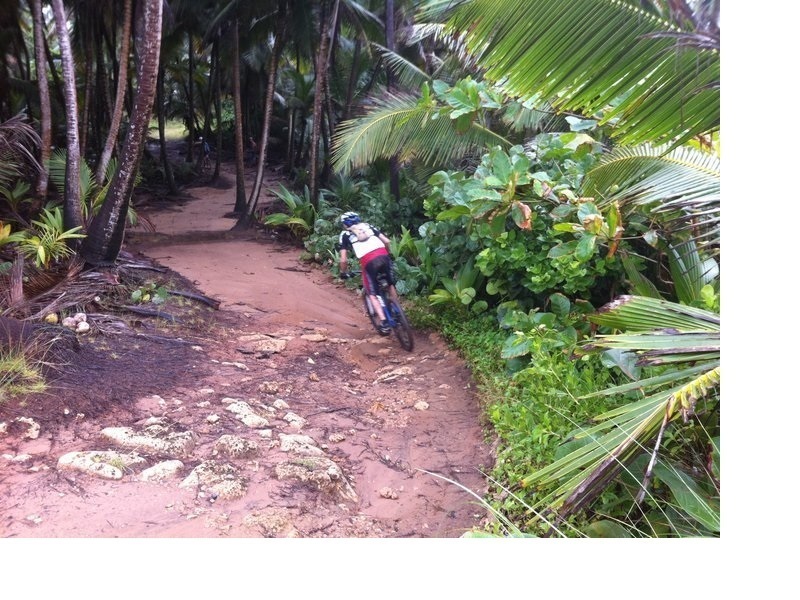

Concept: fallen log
[[167, 289, 220, 309], [121, 305, 181, 322]]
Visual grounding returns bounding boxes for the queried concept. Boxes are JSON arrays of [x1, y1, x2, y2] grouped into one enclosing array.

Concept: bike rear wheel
[[388, 299, 414, 351]]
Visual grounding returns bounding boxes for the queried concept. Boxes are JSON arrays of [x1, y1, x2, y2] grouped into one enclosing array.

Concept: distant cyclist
[[337, 211, 397, 334]]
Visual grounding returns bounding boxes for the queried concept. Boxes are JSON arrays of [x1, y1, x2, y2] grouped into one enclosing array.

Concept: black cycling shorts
[[363, 255, 395, 296]]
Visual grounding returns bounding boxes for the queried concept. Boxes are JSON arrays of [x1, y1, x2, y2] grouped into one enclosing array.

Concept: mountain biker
[[337, 211, 398, 334]]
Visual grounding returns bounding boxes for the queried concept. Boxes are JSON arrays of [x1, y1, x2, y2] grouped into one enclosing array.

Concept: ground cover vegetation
[[0, 0, 719, 537]]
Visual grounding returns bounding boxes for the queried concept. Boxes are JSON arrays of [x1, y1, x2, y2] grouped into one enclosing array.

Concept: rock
[[225, 400, 270, 428], [328, 432, 346, 443], [57, 450, 147, 480], [76, 321, 90, 334], [413, 401, 430, 411], [213, 435, 259, 459], [221, 361, 248, 370], [15, 417, 40, 439], [275, 456, 357, 503], [259, 381, 280, 395], [179, 460, 247, 500], [300, 334, 327, 342], [242, 509, 298, 538], [101, 420, 197, 458], [379, 487, 399, 500], [272, 399, 289, 410], [283, 412, 307, 429], [236, 335, 287, 357], [374, 366, 414, 383], [140, 460, 184, 482], [278, 433, 323, 455]]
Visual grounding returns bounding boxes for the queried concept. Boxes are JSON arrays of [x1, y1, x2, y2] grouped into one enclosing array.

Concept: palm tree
[[51, 0, 83, 244], [94, 0, 133, 185], [27, 0, 52, 201], [80, 0, 163, 266]]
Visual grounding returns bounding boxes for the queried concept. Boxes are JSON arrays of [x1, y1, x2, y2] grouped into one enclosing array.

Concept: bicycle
[[195, 138, 213, 178], [341, 270, 414, 352]]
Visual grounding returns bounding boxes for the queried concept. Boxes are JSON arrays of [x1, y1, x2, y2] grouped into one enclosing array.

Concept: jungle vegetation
[[0, 0, 720, 537]]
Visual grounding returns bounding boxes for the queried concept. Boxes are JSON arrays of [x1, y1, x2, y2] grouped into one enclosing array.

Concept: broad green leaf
[[547, 240, 577, 258], [459, 287, 476, 304], [549, 293, 571, 317], [583, 520, 633, 538], [654, 463, 720, 532], [575, 234, 597, 261], [501, 333, 533, 359]]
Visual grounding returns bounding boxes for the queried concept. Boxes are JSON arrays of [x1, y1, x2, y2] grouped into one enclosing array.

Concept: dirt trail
[[0, 165, 494, 538]]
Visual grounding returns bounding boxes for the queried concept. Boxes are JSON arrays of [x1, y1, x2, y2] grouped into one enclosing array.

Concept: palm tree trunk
[[385, 0, 400, 203], [211, 36, 221, 182], [231, 18, 247, 214], [95, 0, 132, 185], [235, 20, 286, 229], [309, 0, 335, 207], [80, 0, 163, 266], [28, 0, 51, 201], [156, 64, 178, 195], [186, 31, 195, 163], [51, 0, 84, 244]]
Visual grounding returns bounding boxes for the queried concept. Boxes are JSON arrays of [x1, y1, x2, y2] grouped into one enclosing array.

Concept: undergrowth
[[0, 343, 47, 405], [406, 300, 619, 536]]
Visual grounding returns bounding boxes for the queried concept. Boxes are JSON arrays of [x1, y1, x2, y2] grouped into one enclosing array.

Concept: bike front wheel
[[388, 299, 414, 351]]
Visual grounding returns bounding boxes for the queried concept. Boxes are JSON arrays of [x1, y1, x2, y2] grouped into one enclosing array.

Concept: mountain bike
[[341, 270, 414, 352]]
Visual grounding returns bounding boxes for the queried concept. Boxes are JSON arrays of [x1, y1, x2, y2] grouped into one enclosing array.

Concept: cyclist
[[337, 211, 397, 334]]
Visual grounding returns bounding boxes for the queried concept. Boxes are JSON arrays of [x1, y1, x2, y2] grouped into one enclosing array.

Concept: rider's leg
[[363, 262, 388, 324], [369, 294, 386, 320]]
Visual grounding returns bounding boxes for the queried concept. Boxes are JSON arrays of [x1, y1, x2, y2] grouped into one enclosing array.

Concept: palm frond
[[331, 92, 510, 174], [582, 143, 720, 249], [442, 0, 719, 147], [0, 113, 41, 188], [523, 295, 720, 520], [372, 44, 432, 90]]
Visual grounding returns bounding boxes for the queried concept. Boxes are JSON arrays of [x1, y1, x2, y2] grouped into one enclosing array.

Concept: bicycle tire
[[388, 299, 414, 351], [363, 292, 390, 335]]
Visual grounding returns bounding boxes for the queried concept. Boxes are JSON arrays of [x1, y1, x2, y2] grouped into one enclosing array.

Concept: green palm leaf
[[331, 92, 510, 174], [582, 144, 720, 250], [440, 0, 719, 147]]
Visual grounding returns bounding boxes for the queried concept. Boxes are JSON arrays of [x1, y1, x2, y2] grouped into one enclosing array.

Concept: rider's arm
[[377, 232, 391, 250]]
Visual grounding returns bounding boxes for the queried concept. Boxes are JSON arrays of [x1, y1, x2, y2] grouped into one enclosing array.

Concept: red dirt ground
[[0, 163, 495, 541]]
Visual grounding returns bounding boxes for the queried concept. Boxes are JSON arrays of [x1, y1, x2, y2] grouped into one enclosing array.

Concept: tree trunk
[[231, 18, 247, 214], [51, 0, 84, 243], [29, 0, 51, 202], [186, 31, 195, 163], [385, 0, 400, 203], [211, 36, 222, 183], [235, 21, 286, 230], [80, 29, 93, 159], [156, 64, 178, 195], [95, 0, 132, 185], [80, 0, 163, 266], [309, 0, 335, 207]]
